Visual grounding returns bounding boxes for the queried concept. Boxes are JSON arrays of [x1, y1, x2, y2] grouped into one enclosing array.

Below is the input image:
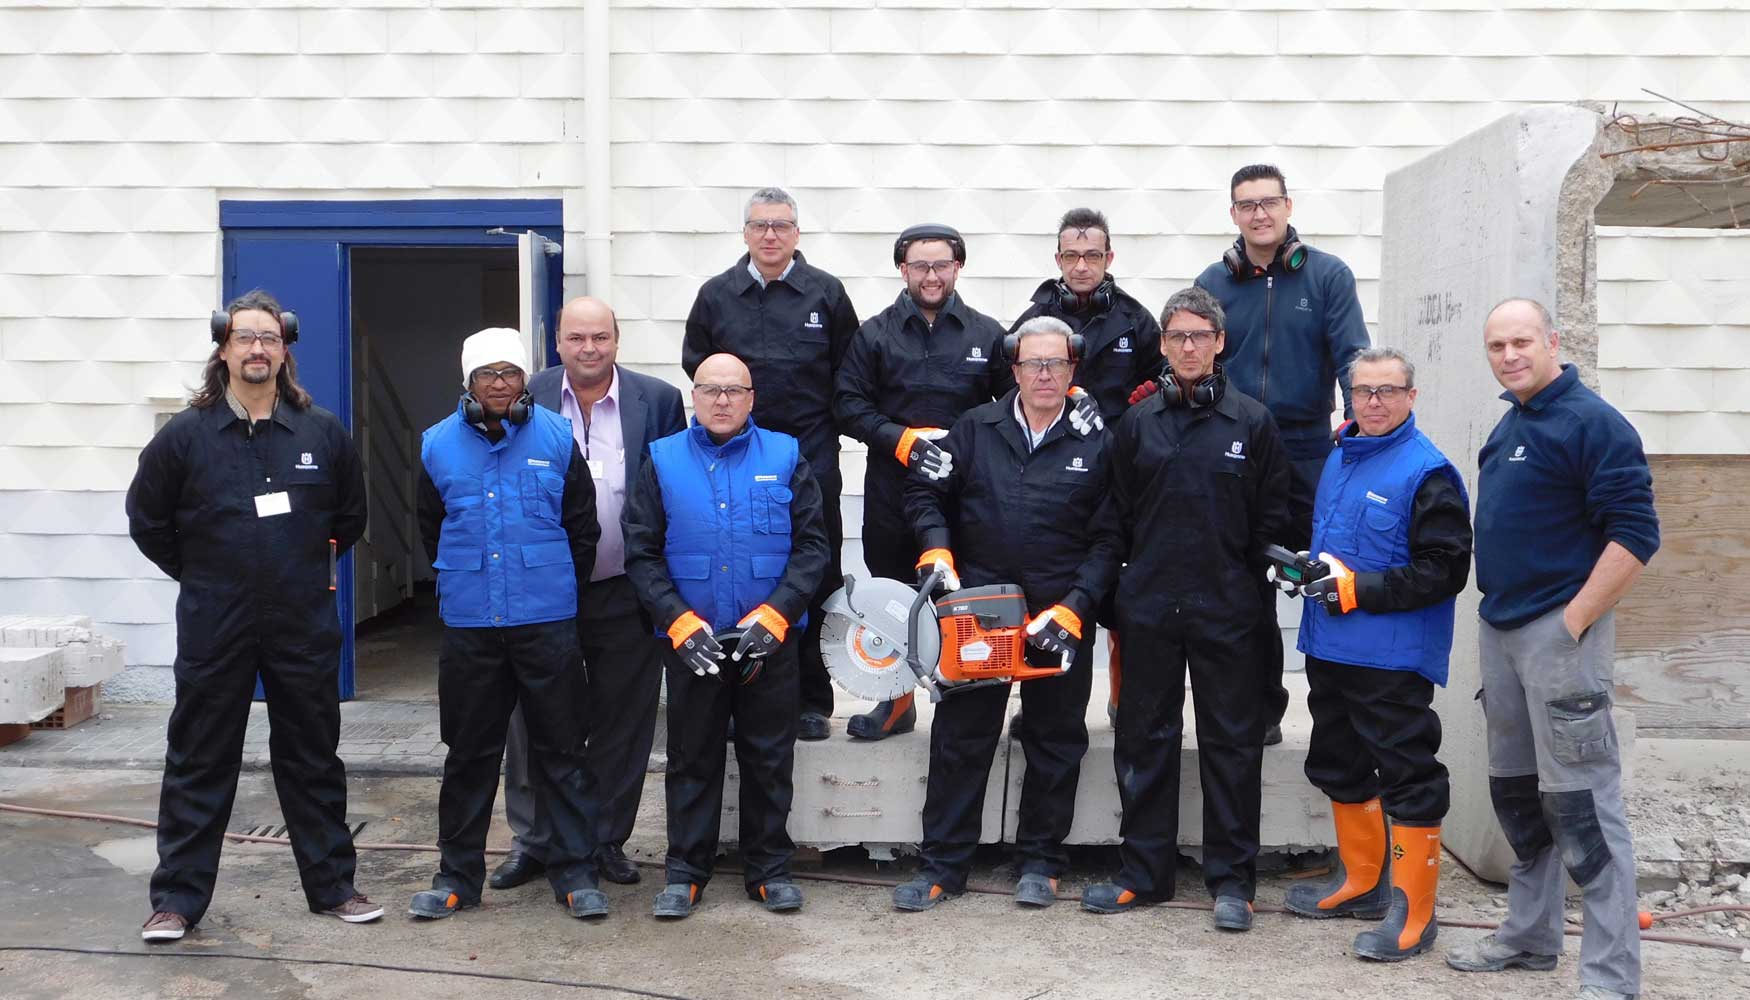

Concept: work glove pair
[[666, 605, 790, 685], [1267, 551, 1360, 616], [896, 427, 954, 481]]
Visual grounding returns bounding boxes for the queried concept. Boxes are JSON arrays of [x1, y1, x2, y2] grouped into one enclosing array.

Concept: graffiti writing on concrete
[[1415, 292, 1463, 326]]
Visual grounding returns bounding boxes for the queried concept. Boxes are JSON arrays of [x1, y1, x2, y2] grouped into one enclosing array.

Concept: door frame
[[220, 198, 565, 699]]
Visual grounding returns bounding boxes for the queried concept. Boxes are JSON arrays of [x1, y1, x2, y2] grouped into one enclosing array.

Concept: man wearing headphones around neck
[[1180, 164, 1371, 747], [409, 327, 608, 923], [833, 222, 1009, 741], [1084, 286, 1291, 932]]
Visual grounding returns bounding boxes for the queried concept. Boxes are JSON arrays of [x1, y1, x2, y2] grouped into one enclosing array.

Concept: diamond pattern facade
[[0, 1, 1746, 658]]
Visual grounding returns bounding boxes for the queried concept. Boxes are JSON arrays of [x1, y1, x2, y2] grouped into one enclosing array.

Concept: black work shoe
[[1284, 861, 1391, 920], [751, 880, 804, 912], [488, 851, 546, 890], [892, 876, 957, 912], [1213, 895, 1254, 931], [599, 844, 641, 885], [1009, 713, 1024, 740], [408, 889, 476, 920], [797, 711, 831, 742], [563, 885, 610, 919], [1080, 883, 1150, 914], [847, 696, 916, 741], [653, 882, 702, 919], [1264, 724, 1284, 746], [1014, 873, 1058, 908]]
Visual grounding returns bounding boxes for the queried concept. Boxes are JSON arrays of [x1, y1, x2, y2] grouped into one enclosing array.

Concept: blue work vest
[[421, 401, 579, 629], [647, 419, 798, 632], [1298, 413, 1467, 685]]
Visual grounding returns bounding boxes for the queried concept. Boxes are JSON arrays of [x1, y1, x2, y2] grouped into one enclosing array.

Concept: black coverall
[[1098, 378, 1291, 902], [833, 291, 1007, 582], [683, 251, 858, 718], [126, 399, 368, 923], [1008, 278, 1163, 424], [622, 452, 831, 892], [416, 431, 601, 904], [902, 392, 1119, 892], [1304, 471, 1471, 823]]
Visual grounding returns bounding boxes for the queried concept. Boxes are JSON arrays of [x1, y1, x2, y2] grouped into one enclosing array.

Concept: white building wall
[[1, 0, 1747, 671]]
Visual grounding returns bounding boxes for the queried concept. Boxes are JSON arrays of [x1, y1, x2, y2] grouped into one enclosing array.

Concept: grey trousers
[[1478, 606, 1639, 997]]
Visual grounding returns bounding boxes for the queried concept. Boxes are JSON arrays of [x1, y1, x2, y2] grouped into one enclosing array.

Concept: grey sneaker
[[1444, 933, 1558, 973], [1575, 988, 1631, 1000], [1014, 873, 1058, 908], [321, 894, 384, 923]]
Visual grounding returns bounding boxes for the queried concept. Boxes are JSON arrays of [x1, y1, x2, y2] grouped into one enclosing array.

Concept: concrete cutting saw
[[819, 570, 1072, 703]]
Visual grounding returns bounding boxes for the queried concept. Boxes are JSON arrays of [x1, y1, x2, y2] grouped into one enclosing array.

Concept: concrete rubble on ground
[[0, 614, 125, 725], [1630, 771, 1750, 942]]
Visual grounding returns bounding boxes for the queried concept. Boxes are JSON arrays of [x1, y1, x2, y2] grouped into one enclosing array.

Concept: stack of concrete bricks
[[0, 614, 125, 728]]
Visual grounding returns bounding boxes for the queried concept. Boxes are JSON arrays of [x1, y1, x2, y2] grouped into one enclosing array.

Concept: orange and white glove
[[667, 611, 724, 677], [914, 548, 962, 594], [1067, 386, 1104, 434], [1302, 553, 1359, 616], [732, 603, 789, 680], [1025, 605, 1083, 661], [896, 427, 954, 481]]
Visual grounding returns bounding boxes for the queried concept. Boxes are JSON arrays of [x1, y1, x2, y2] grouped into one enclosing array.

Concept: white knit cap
[[460, 327, 526, 388]]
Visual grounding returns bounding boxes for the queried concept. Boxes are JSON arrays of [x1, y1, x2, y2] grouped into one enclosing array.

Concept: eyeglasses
[[471, 366, 526, 386], [1351, 384, 1411, 404], [744, 220, 797, 235], [1056, 250, 1110, 267], [902, 260, 958, 277], [693, 384, 753, 401], [1164, 330, 1218, 348], [1232, 196, 1287, 215], [231, 330, 284, 349], [1014, 359, 1073, 377]]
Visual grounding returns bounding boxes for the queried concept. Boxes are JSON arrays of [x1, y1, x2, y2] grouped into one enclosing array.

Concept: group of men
[[126, 166, 1658, 1000]]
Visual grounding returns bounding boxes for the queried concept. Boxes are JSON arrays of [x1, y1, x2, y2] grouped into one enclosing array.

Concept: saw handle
[[909, 569, 946, 703]]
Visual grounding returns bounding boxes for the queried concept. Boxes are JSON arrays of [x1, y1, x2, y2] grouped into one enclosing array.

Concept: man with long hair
[[127, 289, 380, 941]]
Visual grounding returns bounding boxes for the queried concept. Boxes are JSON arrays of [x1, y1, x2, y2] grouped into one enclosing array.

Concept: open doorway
[[348, 245, 519, 700]]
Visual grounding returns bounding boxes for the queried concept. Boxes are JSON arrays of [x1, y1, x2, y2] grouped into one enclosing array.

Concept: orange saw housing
[[932, 585, 1067, 685]]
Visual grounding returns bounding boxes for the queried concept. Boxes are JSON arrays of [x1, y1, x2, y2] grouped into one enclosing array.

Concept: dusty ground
[[1, 766, 1744, 1000]]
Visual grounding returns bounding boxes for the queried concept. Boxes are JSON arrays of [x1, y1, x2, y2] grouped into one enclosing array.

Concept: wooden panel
[[1615, 456, 1750, 733]]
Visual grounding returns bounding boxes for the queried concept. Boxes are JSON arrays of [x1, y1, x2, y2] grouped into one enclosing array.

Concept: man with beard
[[129, 289, 380, 941], [833, 223, 1007, 740]]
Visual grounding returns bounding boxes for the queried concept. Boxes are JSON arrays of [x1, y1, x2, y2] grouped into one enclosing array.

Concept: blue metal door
[[220, 199, 565, 700]]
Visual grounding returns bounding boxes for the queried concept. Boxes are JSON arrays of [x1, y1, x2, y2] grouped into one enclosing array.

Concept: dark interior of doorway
[[350, 245, 519, 700]]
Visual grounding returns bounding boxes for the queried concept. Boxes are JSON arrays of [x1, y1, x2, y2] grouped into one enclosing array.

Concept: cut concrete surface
[[2, 765, 1745, 1000]]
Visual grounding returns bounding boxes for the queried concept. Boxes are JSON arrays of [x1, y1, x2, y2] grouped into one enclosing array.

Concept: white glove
[[1067, 386, 1104, 435]]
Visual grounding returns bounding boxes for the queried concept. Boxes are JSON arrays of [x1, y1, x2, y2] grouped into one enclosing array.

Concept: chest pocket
[[1355, 501, 1404, 568], [753, 484, 794, 535], [285, 466, 334, 512], [520, 469, 564, 523]]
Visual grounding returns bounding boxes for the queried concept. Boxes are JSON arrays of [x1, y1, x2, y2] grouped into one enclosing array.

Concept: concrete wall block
[[61, 636, 126, 687], [517, 143, 581, 187], [474, 98, 565, 143], [1611, 368, 1715, 414], [342, 54, 436, 99], [741, 8, 832, 54], [298, 9, 388, 55], [0, 55, 81, 98], [517, 54, 587, 99], [645, 98, 743, 143], [298, 98, 392, 145], [0, 647, 65, 725], [0, 275, 45, 319], [0, 577, 179, 627], [429, 53, 522, 99], [605, 55, 693, 99], [475, 9, 566, 54], [828, 10, 920, 54], [1710, 372, 1750, 414], [0, 402, 159, 450], [0, 490, 130, 538], [917, 9, 1011, 55], [209, 9, 302, 55], [386, 10, 477, 55], [1664, 412, 1750, 455]]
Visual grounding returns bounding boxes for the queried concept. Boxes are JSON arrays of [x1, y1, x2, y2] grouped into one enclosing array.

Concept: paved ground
[[2, 765, 1745, 1000]]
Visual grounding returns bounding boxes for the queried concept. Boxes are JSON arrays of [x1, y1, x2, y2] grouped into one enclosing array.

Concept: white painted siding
[[1, 1, 1747, 666]]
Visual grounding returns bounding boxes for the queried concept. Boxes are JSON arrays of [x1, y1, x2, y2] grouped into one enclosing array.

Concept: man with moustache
[[490, 297, 686, 892], [833, 223, 1008, 740], [129, 289, 380, 941], [683, 187, 860, 742], [408, 328, 607, 922], [624, 353, 831, 918]]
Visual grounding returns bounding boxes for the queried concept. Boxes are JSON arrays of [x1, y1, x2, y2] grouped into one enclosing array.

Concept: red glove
[[1128, 378, 1161, 406]]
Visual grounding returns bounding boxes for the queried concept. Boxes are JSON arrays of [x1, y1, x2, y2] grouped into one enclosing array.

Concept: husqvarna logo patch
[[1116, 336, 1132, 353], [1064, 456, 1089, 473], [1225, 441, 1246, 461], [1510, 445, 1527, 463], [295, 452, 319, 470], [805, 312, 822, 329]]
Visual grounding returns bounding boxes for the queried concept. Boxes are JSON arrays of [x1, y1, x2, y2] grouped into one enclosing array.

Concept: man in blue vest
[[409, 327, 608, 922], [1274, 346, 1472, 962], [624, 352, 831, 920]]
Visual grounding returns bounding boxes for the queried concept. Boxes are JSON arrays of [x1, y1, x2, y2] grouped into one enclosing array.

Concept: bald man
[[492, 298, 686, 892], [624, 353, 831, 918]]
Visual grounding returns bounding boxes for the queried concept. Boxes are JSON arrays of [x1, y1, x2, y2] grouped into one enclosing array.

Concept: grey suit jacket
[[527, 363, 686, 484]]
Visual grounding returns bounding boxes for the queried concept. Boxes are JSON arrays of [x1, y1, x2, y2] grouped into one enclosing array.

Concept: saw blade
[[818, 575, 938, 702]]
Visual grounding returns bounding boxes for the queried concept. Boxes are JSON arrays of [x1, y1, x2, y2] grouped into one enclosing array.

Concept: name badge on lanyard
[[588, 458, 606, 480], [255, 491, 291, 518]]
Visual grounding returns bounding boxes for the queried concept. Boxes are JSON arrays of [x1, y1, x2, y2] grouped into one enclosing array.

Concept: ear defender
[[210, 309, 299, 344]]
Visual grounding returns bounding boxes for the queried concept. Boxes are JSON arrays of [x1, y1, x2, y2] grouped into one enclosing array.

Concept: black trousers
[[862, 512, 924, 585], [151, 639, 357, 922], [1257, 452, 1326, 729], [1114, 618, 1264, 901], [799, 465, 844, 718], [921, 634, 1095, 892], [663, 640, 800, 891], [1303, 655, 1450, 823], [434, 620, 599, 902], [504, 574, 663, 861]]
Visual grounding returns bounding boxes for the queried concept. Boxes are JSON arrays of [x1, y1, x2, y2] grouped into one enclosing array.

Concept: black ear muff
[[210, 311, 230, 343], [279, 311, 299, 344], [1053, 277, 1114, 316], [1279, 237, 1307, 272], [893, 223, 966, 267], [1224, 233, 1308, 280], [1222, 245, 1250, 280], [1156, 361, 1224, 409], [211, 309, 299, 344], [506, 391, 533, 425], [1002, 329, 1084, 364], [462, 391, 486, 426]]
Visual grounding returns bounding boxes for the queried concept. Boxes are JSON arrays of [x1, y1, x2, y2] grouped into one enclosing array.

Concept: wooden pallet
[[30, 684, 100, 730]]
